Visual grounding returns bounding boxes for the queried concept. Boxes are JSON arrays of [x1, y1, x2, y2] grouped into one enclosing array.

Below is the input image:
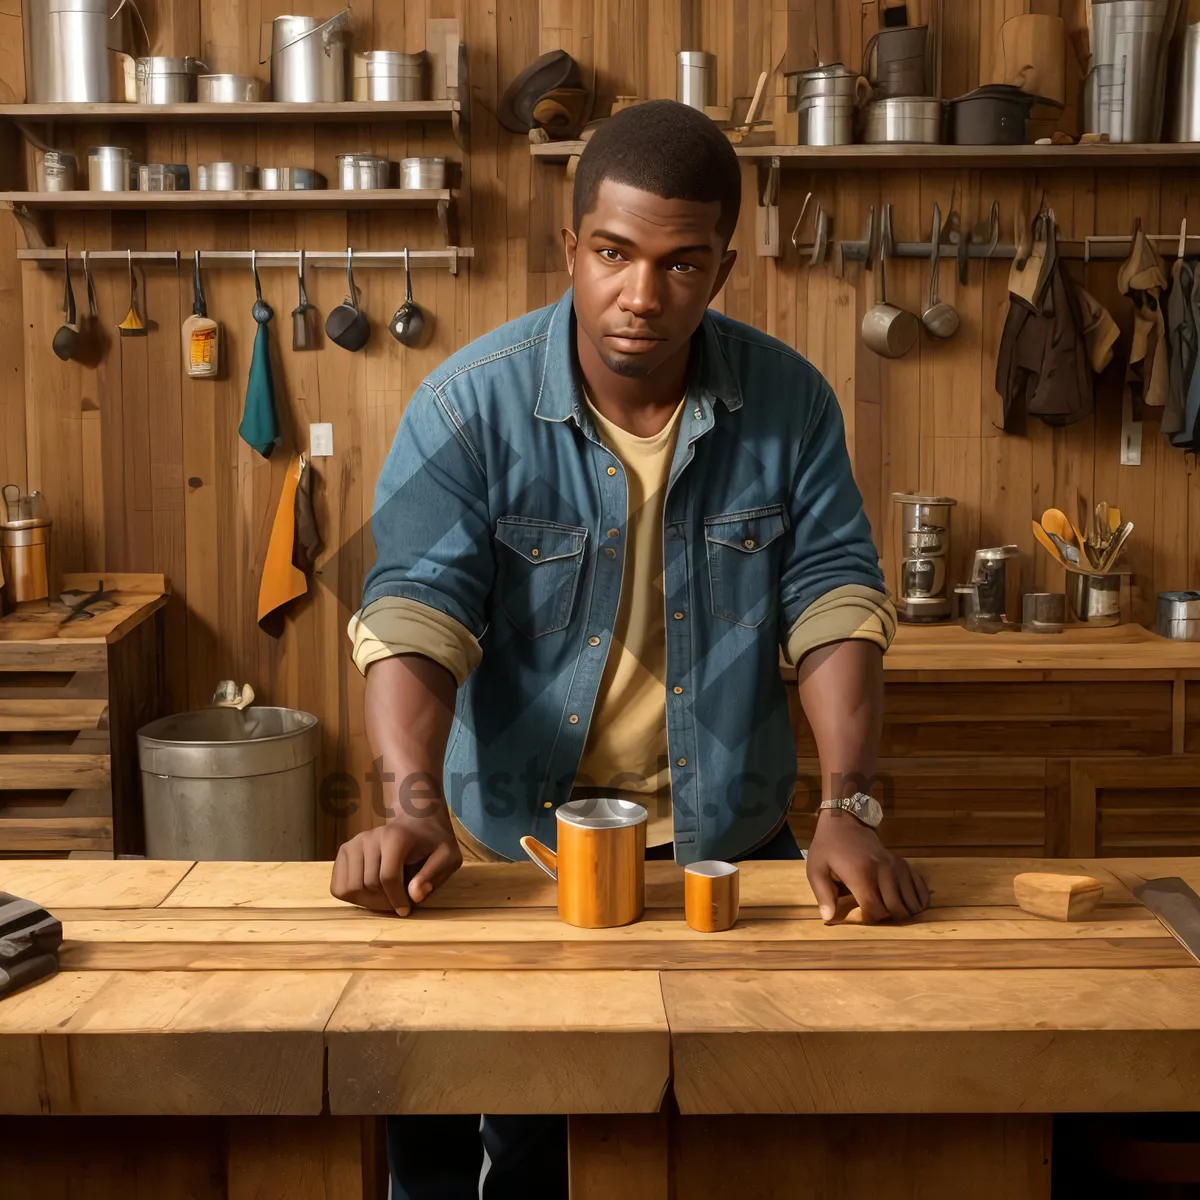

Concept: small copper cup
[[685, 860, 740, 933]]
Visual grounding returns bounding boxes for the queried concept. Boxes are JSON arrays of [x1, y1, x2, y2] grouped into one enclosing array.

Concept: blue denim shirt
[[361, 289, 884, 864]]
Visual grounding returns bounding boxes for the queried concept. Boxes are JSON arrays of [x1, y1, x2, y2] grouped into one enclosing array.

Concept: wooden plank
[[664, 968, 1200, 1114], [0, 101, 460, 122], [0, 754, 110, 789], [1, 189, 452, 211], [0, 970, 350, 1116], [0, 699, 107, 730], [0, 857, 194, 906], [0, 815, 112, 851], [326, 970, 670, 1114], [568, 1114, 668, 1200], [0, 641, 108, 673]]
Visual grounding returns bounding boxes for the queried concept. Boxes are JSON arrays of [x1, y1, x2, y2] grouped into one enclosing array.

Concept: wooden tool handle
[[1013, 872, 1103, 922]]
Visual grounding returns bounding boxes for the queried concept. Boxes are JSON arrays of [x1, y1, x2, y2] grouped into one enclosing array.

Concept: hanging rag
[[257, 454, 308, 635], [1173, 270, 1200, 451], [239, 259, 280, 457], [292, 454, 322, 571], [995, 212, 1094, 431], [1075, 286, 1120, 374], [1117, 227, 1169, 413]]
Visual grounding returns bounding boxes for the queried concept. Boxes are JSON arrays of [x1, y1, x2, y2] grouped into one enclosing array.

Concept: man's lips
[[604, 332, 664, 351]]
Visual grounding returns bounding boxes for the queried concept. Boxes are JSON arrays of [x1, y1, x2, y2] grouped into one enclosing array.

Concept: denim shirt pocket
[[704, 504, 788, 628], [495, 516, 589, 637]]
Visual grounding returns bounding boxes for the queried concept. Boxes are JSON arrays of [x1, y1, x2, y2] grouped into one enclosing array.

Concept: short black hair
[[572, 99, 741, 244]]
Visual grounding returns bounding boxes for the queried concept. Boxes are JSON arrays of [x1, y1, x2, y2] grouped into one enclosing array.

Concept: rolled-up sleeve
[[779, 381, 888, 638], [348, 597, 482, 683], [355, 382, 494, 653], [783, 583, 896, 665]]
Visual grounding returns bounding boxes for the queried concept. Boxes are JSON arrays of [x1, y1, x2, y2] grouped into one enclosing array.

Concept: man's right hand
[[330, 808, 463, 916]]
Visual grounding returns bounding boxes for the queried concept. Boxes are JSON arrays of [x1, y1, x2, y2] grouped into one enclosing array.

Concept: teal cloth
[[240, 314, 279, 457]]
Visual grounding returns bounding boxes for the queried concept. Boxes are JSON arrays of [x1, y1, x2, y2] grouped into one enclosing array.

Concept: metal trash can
[[138, 707, 319, 860]]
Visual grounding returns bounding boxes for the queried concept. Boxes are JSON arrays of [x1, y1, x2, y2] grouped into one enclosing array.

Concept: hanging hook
[[1179, 217, 1188, 261]]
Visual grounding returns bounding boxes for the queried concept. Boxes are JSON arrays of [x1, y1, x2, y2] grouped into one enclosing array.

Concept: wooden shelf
[[0, 188, 450, 211], [0, 100, 461, 124], [532, 140, 1200, 168]]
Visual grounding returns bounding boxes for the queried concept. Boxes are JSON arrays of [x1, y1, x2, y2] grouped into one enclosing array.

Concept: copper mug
[[685, 861, 740, 933], [521, 797, 647, 928]]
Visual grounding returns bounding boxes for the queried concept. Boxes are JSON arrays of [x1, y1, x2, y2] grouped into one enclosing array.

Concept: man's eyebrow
[[587, 228, 714, 255]]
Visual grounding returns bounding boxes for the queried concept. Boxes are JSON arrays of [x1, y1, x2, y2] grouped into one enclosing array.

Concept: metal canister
[[37, 150, 77, 192], [336, 153, 392, 189], [269, 11, 349, 103], [259, 167, 325, 190], [197, 163, 258, 191], [1, 485, 51, 605], [23, 0, 146, 103], [197, 74, 267, 103], [87, 145, 132, 191], [1171, 21, 1200, 141], [1156, 591, 1200, 640], [677, 50, 715, 110], [1067, 572, 1123, 626], [352, 50, 427, 101], [399, 156, 445, 190], [135, 55, 206, 103], [137, 163, 190, 191]]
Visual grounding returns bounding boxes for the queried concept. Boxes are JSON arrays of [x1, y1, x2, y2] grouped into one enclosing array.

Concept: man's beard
[[598, 347, 658, 378]]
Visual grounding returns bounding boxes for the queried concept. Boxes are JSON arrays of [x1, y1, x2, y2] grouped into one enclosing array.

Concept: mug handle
[[520, 836, 558, 881], [862, 31, 880, 83], [855, 74, 872, 105]]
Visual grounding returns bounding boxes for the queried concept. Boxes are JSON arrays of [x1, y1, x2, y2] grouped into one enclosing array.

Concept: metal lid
[[400, 156, 445, 166], [891, 492, 957, 505], [87, 146, 132, 158], [555, 796, 648, 829], [138, 707, 319, 779], [136, 56, 205, 72]]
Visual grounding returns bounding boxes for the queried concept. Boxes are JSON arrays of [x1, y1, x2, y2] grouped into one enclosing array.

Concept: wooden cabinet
[[0, 575, 166, 857]]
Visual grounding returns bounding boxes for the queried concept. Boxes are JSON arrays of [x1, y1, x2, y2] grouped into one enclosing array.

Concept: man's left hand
[[806, 809, 930, 923]]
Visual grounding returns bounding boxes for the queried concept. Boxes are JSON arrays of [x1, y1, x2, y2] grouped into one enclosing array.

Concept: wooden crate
[[0, 575, 166, 857]]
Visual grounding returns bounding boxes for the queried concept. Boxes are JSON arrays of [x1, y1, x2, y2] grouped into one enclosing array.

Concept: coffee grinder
[[891, 492, 956, 622]]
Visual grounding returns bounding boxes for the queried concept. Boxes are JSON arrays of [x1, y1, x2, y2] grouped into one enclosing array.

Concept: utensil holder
[[1067, 572, 1122, 626]]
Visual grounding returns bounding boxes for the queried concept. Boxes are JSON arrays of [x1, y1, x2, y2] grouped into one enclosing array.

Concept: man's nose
[[619, 261, 665, 317]]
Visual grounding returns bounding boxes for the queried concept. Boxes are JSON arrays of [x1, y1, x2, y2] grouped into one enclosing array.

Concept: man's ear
[[710, 249, 737, 300], [562, 228, 578, 277]]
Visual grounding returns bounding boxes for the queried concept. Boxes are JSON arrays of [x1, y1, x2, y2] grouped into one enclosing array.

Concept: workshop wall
[[1, 0, 1197, 853]]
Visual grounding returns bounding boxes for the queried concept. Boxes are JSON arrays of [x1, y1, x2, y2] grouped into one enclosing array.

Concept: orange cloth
[[257, 454, 307, 632]]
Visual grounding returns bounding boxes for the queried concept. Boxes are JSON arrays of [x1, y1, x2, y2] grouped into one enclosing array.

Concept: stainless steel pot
[[1170, 21, 1200, 141], [198, 73, 267, 103], [197, 162, 258, 191], [352, 50, 427, 101], [135, 55, 206, 103], [798, 96, 856, 145], [87, 145, 132, 192], [1067, 572, 1122, 626], [677, 50, 714, 110], [269, 11, 348, 103], [259, 167, 326, 190], [786, 63, 862, 110], [399, 156, 445, 189], [37, 149, 77, 192], [137, 163, 189, 191], [861, 95, 944, 143], [336, 153, 392, 189], [24, 0, 146, 103], [1156, 591, 1200, 640]]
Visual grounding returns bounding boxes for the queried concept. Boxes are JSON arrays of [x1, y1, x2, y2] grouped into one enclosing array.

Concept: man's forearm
[[365, 654, 458, 821], [795, 639, 883, 803]]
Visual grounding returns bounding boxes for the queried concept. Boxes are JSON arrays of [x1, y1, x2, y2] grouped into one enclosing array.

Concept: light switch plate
[[309, 422, 333, 457]]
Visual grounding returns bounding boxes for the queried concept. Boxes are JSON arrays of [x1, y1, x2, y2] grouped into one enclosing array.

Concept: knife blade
[[1132, 877, 1200, 964]]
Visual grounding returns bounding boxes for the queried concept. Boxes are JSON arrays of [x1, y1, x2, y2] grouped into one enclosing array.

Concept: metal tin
[[135, 55, 206, 103], [1170, 20, 1200, 141], [1067, 572, 1123, 626], [270, 11, 348, 103], [786, 63, 860, 111], [1021, 592, 1067, 633], [352, 50, 427, 101], [137, 163, 190, 191], [797, 96, 856, 146], [37, 149, 77, 192], [399, 156, 445, 190], [336, 153, 392, 189], [197, 162, 258, 191], [259, 167, 326, 190], [87, 145, 132, 192], [24, 0, 145, 103], [197, 73, 267, 103], [677, 50, 715, 111], [1156, 590, 1200, 640], [861, 95, 944, 143]]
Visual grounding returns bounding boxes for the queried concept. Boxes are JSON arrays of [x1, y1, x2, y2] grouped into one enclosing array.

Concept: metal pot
[[1156, 591, 1200, 641], [861, 96, 944, 143], [137, 163, 189, 191], [88, 145, 132, 191], [786, 63, 863, 110], [269, 11, 349, 103], [677, 50, 714, 110], [336, 153, 392, 189], [797, 95, 856, 146], [198, 73, 266, 103], [37, 149, 77, 192], [948, 83, 1044, 145], [197, 163, 258, 191], [259, 167, 326, 190], [24, 0, 147, 103], [1170, 20, 1200, 141], [399, 156, 445, 190], [352, 50, 427, 101], [135, 55, 206, 103]]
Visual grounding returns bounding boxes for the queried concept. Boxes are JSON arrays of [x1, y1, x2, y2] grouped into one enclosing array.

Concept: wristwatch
[[818, 792, 883, 828]]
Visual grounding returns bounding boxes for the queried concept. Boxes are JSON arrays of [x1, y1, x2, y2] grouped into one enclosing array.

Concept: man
[[334, 100, 929, 1199]]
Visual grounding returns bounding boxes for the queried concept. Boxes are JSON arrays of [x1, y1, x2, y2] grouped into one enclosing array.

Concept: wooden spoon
[[1032, 520, 1067, 567], [1041, 508, 1076, 547]]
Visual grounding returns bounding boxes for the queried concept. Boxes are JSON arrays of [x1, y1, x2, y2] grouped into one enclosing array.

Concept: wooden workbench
[[2, 855, 1199, 1198]]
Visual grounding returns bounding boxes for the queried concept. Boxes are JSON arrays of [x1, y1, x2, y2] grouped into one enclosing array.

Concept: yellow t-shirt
[[574, 396, 686, 846]]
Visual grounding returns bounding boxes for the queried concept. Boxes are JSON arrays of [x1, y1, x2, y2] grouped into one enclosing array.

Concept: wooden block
[[0, 699, 107, 731], [326, 971, 670, 1114], [0, 815, 113, 852], [0, 754, 110, 790], [1014, 872, 1105, 921]]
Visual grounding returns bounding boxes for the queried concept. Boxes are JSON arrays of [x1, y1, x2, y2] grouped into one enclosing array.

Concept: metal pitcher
[[1, 485, 52, 605], [24, 0, 147, 103], [265, 10, 349, 103]]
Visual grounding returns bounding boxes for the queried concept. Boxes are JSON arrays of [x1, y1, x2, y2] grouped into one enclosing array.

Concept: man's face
[[564, 179, 737, 380]]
